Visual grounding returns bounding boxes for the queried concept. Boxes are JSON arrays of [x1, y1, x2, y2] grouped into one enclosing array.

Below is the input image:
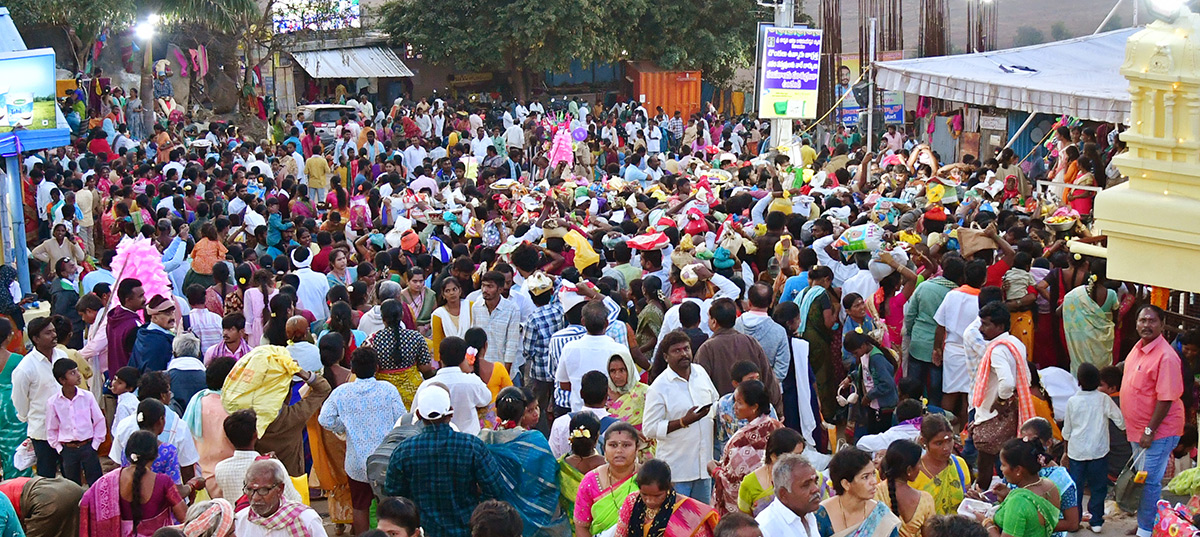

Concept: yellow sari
[[909, 455, 969, 515]]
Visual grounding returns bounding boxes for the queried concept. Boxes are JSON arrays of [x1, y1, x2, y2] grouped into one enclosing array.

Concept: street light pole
[[137, 17, 157, 138], [771, 0, 795, 153], [867, 17, 877, 153]]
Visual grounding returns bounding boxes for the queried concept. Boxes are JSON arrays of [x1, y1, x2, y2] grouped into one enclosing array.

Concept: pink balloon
[[572, 128, 588, 142]]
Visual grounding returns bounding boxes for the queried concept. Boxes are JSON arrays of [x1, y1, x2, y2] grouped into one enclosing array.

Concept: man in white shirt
[[291, 248, 330, 321], [342, 115, 362, 142], [646, 120, 663, 155], [547, 371, 616, 457], [468, 111, 484, 132], [288, 142, 307, 183], [402, 138, 428, 180], [971, 301, 1026, 489], [528, 100, 545, 116], [502, 109, 514, 129], [214, 409, 303, 504], [470, 127, 493, 160], [12, 316, 68, 476], [333, 129, 357, 163], [755, 454, 822, 537], [415, 337, 490, 435], [555, 302, 628, 411], [643, 330, 720, 503], [415, 111, 432, 138], [933, 261, 986, 417], [504, 121, 524, 153], [515, 100, 530, 123]]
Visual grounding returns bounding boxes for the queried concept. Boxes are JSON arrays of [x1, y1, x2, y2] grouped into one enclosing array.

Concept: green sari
[[1062, 285, 1117, 373], [559, 455, 585, 526], [993, 488, 1061, 537], [0, 352, 29, 479]]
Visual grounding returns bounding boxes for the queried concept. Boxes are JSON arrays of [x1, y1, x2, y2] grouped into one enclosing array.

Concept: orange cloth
[[191, 238, 228, 275]]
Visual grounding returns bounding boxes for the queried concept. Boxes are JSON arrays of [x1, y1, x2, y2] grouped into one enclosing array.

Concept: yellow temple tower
[[1094, 6, 1200, 293]]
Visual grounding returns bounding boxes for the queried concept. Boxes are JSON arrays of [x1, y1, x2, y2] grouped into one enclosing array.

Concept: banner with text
[[758, 27, 822, 119]]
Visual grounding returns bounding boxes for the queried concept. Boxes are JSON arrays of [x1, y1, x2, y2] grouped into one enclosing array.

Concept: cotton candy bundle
[[109, 238, 172, 310]]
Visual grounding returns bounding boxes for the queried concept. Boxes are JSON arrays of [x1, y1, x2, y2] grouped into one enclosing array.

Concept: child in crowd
[[110, 366, 142, 435], [1062, 363, 1124, 533], [1098, 365, 1133, 481], [679, 301, 707, 355], [714, 361, 778, 459], [1002, 252, 1037, 357], [45, 358, 105, 485]]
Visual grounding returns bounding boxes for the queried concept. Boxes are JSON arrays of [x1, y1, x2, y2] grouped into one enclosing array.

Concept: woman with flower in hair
[[558, 412, 605, 523]]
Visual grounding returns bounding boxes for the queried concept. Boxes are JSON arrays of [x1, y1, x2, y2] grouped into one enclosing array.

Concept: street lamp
[[135, 21, 155, 41]]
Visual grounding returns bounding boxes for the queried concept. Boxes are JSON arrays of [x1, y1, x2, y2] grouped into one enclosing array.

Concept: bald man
[[286, 316, 322, 372]]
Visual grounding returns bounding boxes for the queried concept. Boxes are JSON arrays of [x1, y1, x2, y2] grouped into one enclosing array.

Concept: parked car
[[298, 104, 356, 145]]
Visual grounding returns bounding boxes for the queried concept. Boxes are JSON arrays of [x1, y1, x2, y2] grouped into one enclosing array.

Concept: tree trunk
[[140, 43, 154, 139], [510, 67, 528, 102]]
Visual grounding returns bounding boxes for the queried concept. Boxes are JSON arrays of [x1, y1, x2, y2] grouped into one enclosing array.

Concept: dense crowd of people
[[0, 83, 1185, 537]]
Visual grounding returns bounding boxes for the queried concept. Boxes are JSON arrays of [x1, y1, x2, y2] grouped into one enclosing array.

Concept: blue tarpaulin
[[544, 60, 618, 88]]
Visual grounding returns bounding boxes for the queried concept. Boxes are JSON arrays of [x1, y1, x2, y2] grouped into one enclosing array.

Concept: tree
[[380, 0, 645, 99], [1101, 14, 1124, 32], [1013, 26, 1045, 47], [628, 0, 776, 84], [1050, 21, 1071, 41], [7, 0, 136, 71]]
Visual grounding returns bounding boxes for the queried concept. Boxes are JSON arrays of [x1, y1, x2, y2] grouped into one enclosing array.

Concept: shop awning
[[875, 28, 1139, 123], [291, 46, 414, 79]]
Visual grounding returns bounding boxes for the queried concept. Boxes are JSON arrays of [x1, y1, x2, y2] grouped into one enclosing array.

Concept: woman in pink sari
[[709, 379, 784, 516], [614, 460, 718, 537], [80, 431, 191, 537]]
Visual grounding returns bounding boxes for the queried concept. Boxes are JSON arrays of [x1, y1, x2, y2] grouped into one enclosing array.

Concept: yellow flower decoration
[[569, 427, 592, 440]]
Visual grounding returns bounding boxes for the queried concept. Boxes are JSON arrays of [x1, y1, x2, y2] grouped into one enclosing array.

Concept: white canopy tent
[[875, 28, 1139, 124]]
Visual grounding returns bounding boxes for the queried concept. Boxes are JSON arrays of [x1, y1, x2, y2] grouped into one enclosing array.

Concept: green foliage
[[1050, 21, 1071, 41], [1101, 14, 1124, 32], [381, 0, 796, 85], [1013, 26, 1046, 47], [8, 0, 135, 42], [381, 0, 644, 75]]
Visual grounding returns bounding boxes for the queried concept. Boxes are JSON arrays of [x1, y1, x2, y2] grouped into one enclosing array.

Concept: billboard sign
[[0, 48, 57, 131], [836, 51, 904, 127], [757, 27, 822, 119]]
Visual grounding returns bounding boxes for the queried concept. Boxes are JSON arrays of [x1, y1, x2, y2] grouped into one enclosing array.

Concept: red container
[[625, 61, 702, 119]]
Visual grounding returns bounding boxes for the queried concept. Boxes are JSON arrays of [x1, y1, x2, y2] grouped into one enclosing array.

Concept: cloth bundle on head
[[557, 281, 590, 313], [671, 235, 698, 269], [525, 272, 555, 296], [923, 206, 948, 223], [683, 208, 708, 236], [178, 499, 235, 537], [543, 219, 568, 239], [221, 345, 302, 436], [563, 230, 600, 271], [680, 263, 706, 287], [428, 236, 453, 263], [627, 232, 669, 251], [868, 247, 910, 282], [832, 223, 885, 253]]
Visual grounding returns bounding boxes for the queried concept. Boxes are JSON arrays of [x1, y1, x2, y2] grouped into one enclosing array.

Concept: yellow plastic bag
[[222, 345, 301, 436], [292, 474, 311, 506]]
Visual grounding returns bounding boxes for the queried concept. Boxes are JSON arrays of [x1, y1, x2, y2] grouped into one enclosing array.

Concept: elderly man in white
[[234, 459, 326, 536], [756, 454, 823, 537]]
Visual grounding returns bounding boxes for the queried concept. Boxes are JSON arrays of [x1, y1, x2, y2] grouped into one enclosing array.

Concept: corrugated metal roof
[[291, 46, 414, 79]]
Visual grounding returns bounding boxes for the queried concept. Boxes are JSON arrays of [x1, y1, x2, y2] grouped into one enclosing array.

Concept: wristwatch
[[1144, 427, 1154, 436]]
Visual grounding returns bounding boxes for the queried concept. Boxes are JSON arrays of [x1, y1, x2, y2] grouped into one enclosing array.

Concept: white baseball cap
[[415, 385, 454, 421]]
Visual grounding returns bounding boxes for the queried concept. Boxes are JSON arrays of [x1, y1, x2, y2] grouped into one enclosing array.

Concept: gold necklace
[[839, 496, 868, 529]]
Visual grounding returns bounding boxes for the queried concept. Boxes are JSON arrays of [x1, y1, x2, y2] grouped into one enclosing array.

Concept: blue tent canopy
[[0, 6, 72, 292]]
